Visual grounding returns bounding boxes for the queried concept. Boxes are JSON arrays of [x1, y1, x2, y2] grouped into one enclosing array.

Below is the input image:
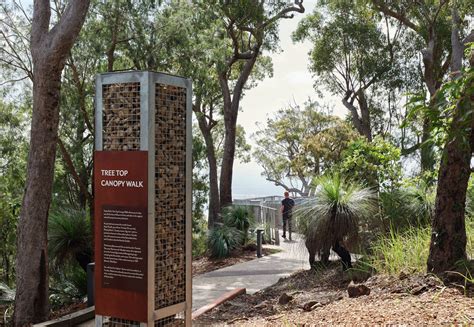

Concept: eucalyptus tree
[[370, 0, 474, 273], [150, 1, 301, 225], [293, 0, 404, 142], [370, 0, 473, 172], [13, 1, 90, 324], [427, 41, 474, 273], [207, 0, 305, 207], [253, 101, 357, 196]]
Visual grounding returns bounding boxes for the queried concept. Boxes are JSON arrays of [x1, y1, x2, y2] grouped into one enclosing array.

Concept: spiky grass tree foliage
[[296, 174, 377, 267], [405, 184, 435, 226], [380, 183, 435, 230], [208, 225, 242, 259], [48, 209, 92, 271]]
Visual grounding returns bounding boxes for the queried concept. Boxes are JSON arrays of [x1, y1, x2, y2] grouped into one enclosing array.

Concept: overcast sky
[[233, 0, 346, 199]]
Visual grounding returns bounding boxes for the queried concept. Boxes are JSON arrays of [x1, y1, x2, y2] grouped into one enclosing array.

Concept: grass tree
[[297, 174, 377, 270], [48, 209, 92, 272]]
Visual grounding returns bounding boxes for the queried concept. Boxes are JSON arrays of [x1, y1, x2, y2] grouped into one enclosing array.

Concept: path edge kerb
[[191, 288, 246, 320]]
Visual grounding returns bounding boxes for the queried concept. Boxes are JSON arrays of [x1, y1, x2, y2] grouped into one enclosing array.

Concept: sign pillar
[[94, 71, 192, 326]]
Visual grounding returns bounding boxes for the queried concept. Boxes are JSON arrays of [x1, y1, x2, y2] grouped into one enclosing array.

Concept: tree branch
[[31, 0, 50, 48], [371, 0, 419, 33], [58, 138, 92, 203], [49, 1, 90, 56]]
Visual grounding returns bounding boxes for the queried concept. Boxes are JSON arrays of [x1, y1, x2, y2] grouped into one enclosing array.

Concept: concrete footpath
[[192, 233, 309, 310]]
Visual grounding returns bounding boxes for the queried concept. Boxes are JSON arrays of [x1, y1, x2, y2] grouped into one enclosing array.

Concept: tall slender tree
[[14, 1, 90, 325], [213, 0, 305, 207]]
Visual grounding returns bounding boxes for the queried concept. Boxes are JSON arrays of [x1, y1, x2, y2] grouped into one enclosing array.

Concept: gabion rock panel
[[105, 316, 184, 327], [102, 83, 141, 151], [154, 84, 187, 309]]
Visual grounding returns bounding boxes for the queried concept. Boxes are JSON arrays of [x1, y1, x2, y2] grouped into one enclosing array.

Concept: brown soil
[[195, 262, 474, 326], [192, 246, 280, 277]]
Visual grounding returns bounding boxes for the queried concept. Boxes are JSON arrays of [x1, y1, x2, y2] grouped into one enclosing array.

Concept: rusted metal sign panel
[[94, 151, 148, 322]]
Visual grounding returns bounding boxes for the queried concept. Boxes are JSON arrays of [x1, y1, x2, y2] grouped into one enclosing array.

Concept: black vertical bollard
[[256, 228, 264, 258], [87, 262, 95, 307]]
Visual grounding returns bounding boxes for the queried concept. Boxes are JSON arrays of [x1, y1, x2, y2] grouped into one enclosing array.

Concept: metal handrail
[[238, 203, 281, 245]]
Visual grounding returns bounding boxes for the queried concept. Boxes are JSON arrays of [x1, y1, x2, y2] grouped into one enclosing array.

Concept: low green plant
[[467, 217, 474, 258], [192, 231, 207, 258], [371, 227, 430, 275], [49, 264, 87, 310], [380, 183, 435, 231], [207, 225, 242, 259], [0, 282, 14, 304]]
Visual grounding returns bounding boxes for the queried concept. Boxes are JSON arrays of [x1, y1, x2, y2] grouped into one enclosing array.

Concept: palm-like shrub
[[296, 174, 377, 267], [48, 209, 92, 271], [207, 225, 242, 259], [222, 206, 254, 244], [380, 183, 435, 230]]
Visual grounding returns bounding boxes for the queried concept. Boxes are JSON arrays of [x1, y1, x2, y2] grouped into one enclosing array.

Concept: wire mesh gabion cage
[[95, 71, 192, 326]]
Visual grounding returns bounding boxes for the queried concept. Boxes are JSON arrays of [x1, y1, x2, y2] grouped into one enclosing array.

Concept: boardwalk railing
[[234, 199, 282, 246]]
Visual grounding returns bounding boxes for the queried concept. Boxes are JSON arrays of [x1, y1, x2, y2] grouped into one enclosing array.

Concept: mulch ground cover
[[195, 262, 474, 326]]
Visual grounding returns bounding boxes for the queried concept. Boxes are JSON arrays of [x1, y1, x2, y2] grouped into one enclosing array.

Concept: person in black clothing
[[280, 191, 295, 240]]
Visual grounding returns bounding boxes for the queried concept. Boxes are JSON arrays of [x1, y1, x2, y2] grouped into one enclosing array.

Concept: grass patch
[[467, 218, 474, 258], [371, 227, 430, 275], [370, 217, 474, 275]]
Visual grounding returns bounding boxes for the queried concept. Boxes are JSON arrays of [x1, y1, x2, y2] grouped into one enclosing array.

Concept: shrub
[[337, 136, 401, 190], [207, 225, 242, 259], [49, 264, 87, 310], [192, 231, 207, 258], [380, 182, 435, 231]]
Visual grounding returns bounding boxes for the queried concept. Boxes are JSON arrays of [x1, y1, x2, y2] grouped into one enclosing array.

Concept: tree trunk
[[420, 117, 435, 173], [427, 111, 471, 272], [219, 107, 238, 207], [14, 2, 90, 325], [197, 116, 220, 228], [356, 90, 372, 142], [14, 66, 62, 325], [342, 92, 372, 141]]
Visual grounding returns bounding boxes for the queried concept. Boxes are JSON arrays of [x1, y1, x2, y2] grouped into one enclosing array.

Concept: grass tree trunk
[[14, 1, 90, 325]]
